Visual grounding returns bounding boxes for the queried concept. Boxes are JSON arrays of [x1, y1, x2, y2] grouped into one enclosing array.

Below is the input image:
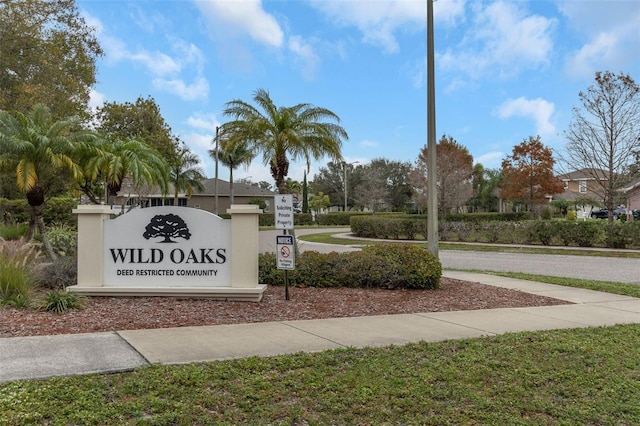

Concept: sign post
[[275, 194, 294, 300]]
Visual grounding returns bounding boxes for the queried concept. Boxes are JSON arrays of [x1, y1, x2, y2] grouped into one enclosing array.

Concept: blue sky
[[80, 0, 640, 186]]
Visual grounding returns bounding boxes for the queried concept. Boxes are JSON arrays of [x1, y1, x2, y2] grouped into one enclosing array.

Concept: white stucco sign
[[104, 207, 231, 287]]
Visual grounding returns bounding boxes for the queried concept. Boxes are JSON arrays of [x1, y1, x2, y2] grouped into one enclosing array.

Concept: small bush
[[35, 256, 77, 290], [566, 210, 578, 221], [39, 290, 85, 313], [47, 227, 78, 257], [0, 223, 28, 240], [363, 244, 441, 289]]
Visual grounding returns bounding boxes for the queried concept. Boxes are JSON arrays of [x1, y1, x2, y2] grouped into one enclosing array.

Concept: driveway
[[259, 229, 640, 285]]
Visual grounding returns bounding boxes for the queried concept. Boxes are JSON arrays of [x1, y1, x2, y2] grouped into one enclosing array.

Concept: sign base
[[66, 284, 268, 302]]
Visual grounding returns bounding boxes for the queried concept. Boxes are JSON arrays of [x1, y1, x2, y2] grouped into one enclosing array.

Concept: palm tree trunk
[[229, 168, 234, 205]]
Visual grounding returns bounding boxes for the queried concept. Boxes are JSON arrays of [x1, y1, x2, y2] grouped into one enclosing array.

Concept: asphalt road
[[259, 229, 640, 285]]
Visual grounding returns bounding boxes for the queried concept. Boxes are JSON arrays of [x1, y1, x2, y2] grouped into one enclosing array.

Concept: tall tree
[[468, 164, 502, 212], [312, 161, 348, 207], [0, 104, 94, 258], [94, 96, 179, 161], [562, 71, 640, 220], [169, 146, 205, 206], [221, 88, 348, 194], [412, 135, 474, 215], [0, 0, 103, 118], [209, 133, 254, 205], [352, 159, 411, 212], [500, 136, 564, 217]]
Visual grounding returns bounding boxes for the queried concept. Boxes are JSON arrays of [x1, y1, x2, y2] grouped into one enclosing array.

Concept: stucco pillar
[[227, 204, 261, 288], [73, 205, 115, 287]]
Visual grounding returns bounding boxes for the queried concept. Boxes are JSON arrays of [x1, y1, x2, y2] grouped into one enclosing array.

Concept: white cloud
[[559, 0, 640, 80], [308, 0, 448, 54], [288, 35, 320, 80], [440, 1, 555, 79], [153, 77, 210, 101], [474, 151, 504, 168], [360, 139, 378, 148], [195, 0, 284, 48], [495, 97, 556, 137], [186, 113, 220, 133]]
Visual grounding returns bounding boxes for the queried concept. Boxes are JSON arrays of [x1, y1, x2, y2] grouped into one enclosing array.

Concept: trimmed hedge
[[351, 215, 640, 249], [259, 243, 441, 290]]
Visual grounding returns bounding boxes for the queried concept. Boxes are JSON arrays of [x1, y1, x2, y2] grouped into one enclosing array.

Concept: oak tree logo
[[143, 214, 191, 243]]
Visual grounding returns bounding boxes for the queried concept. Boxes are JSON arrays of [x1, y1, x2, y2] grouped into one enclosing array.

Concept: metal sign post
[[276, 233, 295, 300], [275, 195, 295, 300]]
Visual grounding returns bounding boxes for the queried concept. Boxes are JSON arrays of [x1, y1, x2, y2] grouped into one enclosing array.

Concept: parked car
[[591, 207, 627, 219], [591, 209, 609, 219]]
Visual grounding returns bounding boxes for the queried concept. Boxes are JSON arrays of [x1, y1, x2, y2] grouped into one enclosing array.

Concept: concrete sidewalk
[[2, 271, 640, 383]]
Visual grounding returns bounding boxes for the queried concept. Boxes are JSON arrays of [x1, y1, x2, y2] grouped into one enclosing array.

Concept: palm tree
[[169, 146, 205, 206], [0, 104, 94, 258], [221, 88, 348, 194], [209, 133, 254, 205], [82, 136, 170, 207]]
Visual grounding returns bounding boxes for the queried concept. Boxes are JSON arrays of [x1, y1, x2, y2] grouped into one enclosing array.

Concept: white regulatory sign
[[274, 194, 294, 230], [276, 235, 295, 270]]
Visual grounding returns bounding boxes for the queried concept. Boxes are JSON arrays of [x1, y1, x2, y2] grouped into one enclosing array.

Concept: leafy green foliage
[[47, 228, 78, 258], [0, 223, 28, 240], [259, 244, 441, 290], [0, 0, 103, 119], [39, 290, 85, 313]]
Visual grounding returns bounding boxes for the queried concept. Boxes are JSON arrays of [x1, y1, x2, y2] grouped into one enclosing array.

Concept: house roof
[[557, 168, 608, 181], [194, 178, 276, 197], [116, 178, 276, 198]]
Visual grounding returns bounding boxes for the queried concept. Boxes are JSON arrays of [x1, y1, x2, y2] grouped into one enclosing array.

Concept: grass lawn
[[2, 324, 639, 425], [2, 232, 639, 424]]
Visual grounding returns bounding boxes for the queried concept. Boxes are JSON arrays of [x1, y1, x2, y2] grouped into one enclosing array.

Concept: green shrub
[[566, 210, 578, 221], [258, 243, 441, 290], [571, 221, 603, 247], [294, 213, 313, 226], [333, 250, 402, 288], [540, 207, 553, 220], [532, 220, 555, 246], [47, 228, 78, 257], [295, 251, 342, 287], [0, 197, 77, 227], [362, 244, 441, 289], [38, 290, 85, 313], [604, 223, 632, 249], [0, 223, 28, 240]]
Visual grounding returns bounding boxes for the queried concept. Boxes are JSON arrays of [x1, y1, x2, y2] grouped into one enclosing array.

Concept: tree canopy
[[221, 88, 348, 194], [412, 135, 474, 215], [94, 96, 179, 161], [500, 136, 564, 216], [0, 0, 103, 118]]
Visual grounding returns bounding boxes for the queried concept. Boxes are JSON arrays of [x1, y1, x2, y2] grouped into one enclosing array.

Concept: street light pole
[[427, 0, 439, 257], [214, 126, 219, 215]]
